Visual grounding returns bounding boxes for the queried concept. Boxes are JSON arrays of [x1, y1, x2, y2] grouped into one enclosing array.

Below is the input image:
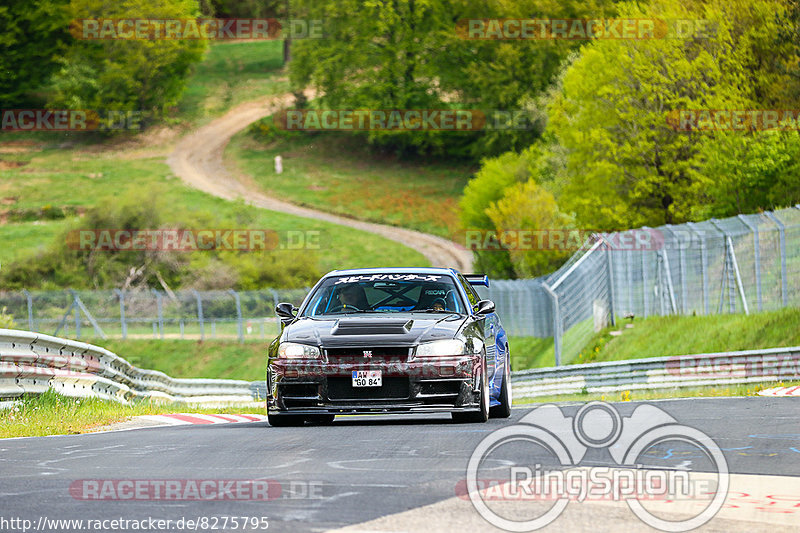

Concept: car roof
[[323, 267, 460, 277]]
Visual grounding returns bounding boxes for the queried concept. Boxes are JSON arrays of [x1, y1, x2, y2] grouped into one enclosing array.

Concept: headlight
[[415, 339, 466, 357], [278, 342, 320, 359]]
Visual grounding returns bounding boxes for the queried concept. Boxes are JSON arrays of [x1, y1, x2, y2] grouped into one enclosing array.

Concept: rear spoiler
[[464, 274, 489, 287]]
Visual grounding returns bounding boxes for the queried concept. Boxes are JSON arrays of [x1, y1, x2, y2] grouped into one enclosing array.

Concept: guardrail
[[0, 329, 261, 407], [511, 346, 800, 398], [4, 329, 797, 405]]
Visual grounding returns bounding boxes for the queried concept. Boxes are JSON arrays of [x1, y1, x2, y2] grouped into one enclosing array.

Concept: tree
[[547, 0, 793, 230], [488, 179, 574, 277], [0, 0, 70, 106], [47, 0, 207, 123]]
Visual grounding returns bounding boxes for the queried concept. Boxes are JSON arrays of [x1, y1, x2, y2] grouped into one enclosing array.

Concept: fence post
[[626, 249, 633, 315], [737, 215, 762, 312], [765, 211, 788, 307], [74, 294, 81, 339], [22, 289, 34, 331], [641, 248, 649, 318], [687, 223, 708, 315], [228, 289, 244, 343], [598, 235, 616, 326], [114, 289, 127, 340], [726, 236, 750, 315], [152, 289, 164, 339], [542, 282, 561, 366], [192, 290, 205, 340]]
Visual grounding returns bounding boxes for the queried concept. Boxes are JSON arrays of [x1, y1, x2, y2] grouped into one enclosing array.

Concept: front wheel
[[452, 360, 489, 423], [489, 352, 512, 419]]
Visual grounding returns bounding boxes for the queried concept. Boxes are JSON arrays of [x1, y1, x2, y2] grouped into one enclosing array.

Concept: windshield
[[301, 273, 466, 317]]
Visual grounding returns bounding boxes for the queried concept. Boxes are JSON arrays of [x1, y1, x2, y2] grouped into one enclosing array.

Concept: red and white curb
[[138, 413, 268, 425], [758, 386, 800, 396]]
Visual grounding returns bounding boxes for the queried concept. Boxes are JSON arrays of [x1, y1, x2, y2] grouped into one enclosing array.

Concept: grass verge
[[510, 307, 800, 369], [0, 390, 264, 439], [103, 339, 268, 381], [513, 380, 800, 405]]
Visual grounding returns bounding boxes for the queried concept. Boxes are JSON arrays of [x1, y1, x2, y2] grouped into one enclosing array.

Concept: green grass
[[574, 307, 800, 365], [0, 390, 263, 439], [103, 339, 268, 381], [514, 380, 800, 404], [510, 307, 800, 370], [177, 40, 290, 125], [0, 219, 70, 263], [228, 131, 476, 238], [0, 140, 428, 273]]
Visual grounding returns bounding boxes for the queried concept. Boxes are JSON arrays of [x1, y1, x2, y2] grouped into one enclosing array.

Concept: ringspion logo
[[464, 402, 729, 531]]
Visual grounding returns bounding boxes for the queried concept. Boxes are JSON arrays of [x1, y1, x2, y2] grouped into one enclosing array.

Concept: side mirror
[[275, 302, 297, 319], [474, 299, 495, 315]]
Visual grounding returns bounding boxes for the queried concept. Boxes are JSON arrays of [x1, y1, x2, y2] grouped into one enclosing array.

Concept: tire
[[306, 414, 335, 425], [489, 351, 512, 419], [452, 359, 489, 423], [267, 413, 306, 427]]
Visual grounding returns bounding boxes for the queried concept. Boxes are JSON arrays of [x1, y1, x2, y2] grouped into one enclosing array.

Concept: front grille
[[327, 377, 410, 401], [325, 347, 411, 360]]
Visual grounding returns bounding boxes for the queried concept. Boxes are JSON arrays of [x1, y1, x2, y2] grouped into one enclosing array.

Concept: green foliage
[[47, 0, 207, 122], [289, 0, 617, 157], [0, 0, 71, 106], [459, 151, 526, 276], [488, 179, 574, 277], [0, 307, 17, 329], [548, 0, 798, 230], [695, 131, 800, 218]]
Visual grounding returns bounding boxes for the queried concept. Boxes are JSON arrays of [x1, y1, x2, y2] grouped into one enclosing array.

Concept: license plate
[[352, 370, 382, 387]]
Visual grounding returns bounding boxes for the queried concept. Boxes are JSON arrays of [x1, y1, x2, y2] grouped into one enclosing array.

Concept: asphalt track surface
[[1, 397, 797, 532]]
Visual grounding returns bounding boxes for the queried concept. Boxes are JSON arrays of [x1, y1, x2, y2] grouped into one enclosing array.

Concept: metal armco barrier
[[511, 346, 800, 398], [0, 329, 261, 407]]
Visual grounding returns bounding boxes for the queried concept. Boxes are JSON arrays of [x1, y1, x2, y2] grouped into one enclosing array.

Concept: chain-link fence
[[0, 288, 310, 342], [476, 205, 800, 365], [2, 206, 798, 359]]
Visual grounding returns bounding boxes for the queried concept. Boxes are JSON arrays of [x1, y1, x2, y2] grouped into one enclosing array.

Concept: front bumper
[[268, 355, 482, 414]]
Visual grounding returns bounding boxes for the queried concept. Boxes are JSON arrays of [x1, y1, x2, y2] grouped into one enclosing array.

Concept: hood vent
[[331, 318, 414, 335]]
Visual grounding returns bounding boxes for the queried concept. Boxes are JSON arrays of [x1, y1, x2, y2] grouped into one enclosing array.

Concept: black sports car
[[266, 268, 511, 426]]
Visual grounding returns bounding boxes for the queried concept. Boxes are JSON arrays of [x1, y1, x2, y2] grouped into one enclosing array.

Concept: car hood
[[283, 313, 467, 347]]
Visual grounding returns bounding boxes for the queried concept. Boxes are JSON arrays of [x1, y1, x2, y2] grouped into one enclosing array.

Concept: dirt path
[[167, 94, 473, 271]]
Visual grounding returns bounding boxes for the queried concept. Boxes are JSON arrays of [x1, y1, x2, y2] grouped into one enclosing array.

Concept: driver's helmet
[[338, 284, 369, 309]]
